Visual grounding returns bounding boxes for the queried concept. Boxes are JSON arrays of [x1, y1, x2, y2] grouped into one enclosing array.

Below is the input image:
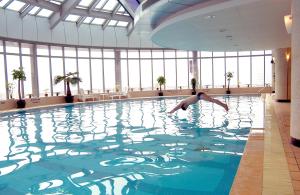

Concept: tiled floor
[[231, 95, 295, 194], [273, 100, 300, 194]]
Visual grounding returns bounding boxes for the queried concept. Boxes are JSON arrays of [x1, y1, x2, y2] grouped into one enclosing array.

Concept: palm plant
[[226, 72, 233, 94], [54, 72, 81, 102], [157, 76, 166, 96], [12, 67, 26, 108]]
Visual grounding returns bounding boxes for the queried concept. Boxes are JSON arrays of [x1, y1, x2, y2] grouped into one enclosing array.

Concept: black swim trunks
[[197, 92, 204, 100]]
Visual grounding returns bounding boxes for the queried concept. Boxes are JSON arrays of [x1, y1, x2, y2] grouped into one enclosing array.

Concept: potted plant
[[54, 72, 81, 103], [191, 78, 197, 95], [12, 67, 26, 108], [226, 72, 233, 94], [157, 76, 166, 96]]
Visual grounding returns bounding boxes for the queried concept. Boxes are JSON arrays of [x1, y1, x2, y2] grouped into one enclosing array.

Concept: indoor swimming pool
[[0, 95, 264, 194]]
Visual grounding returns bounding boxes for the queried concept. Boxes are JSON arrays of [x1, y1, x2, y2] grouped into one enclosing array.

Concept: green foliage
[[226, 72, 233, 80], [12, 67, 26, 81], [157, 76, 166, 86], [54, 72, 81, 85]]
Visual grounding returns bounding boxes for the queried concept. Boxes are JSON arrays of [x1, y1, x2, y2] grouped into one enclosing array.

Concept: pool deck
[[231, 94, 296, 195]]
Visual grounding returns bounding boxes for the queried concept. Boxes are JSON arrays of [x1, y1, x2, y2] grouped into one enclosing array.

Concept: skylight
[[49, 0, 65, 5], [116, 21, 128, 27], [78, 0, 93, 7], [0, 0, 10, 7], [65, 14, 80, 22], [91, 18, 105, 25], [95, 0, 107, 9], [83, 17, 93, 24], [108, 20, 118, 26], [102, 0, 118, 11], [29, 6, 41, 15], [6, 1, 26, 11], [37, 9, 53, 17]]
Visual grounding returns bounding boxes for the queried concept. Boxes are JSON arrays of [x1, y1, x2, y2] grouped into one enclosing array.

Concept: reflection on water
[[0, 96, 264, 194]]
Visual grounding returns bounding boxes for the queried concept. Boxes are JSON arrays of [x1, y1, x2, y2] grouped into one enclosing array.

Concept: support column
[[115, 50, 121, 92], [192, 51, 199, 86], [291, 0, 300, 146], [273, 48, 291, 102]]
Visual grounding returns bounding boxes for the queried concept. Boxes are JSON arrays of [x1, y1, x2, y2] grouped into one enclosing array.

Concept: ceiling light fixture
[[284, 14, 292, 34]]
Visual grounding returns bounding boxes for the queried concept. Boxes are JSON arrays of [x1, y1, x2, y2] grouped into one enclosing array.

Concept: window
[[165, 59, 176, 89], [265, 56, 272, 86], [91, 59, 103, 92], [103, 49, 114, 58], [121, 59, 128, 92], [201, 58, 213, 88], [252, 56, 264, 87], [177, 59, 188, 89], [51, 46, 63, 56], [213, 58, 225, 88], [6, 55, 21, 98], [103, 59, 115, 91], [78, 59, 91, 91], [152, 59, 164, 89], [0, 54, 6, 99], [51, 58, 64, 95], [37, 57, 50, 97], [128, 59, 140, 90], [64, 47, 76, 57], [226, 57, 238, 87], [37, 45, 49, 56], [140, 59, 152, 90], [140, 50, 151, 58], [22, 56, 32, 97], [64, 58, 78, 94], [91, 49, 102, 58], [78, 48, 89, 58], [152, 50, 163, 58], [6, 41, 19, 54], [128, 50, 139, 58], [238, 57, 251, 87]]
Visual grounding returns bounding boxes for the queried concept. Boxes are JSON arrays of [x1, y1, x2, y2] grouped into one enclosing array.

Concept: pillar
[[273, 48, 291, 102], [291, 0, 300, 146], [115, 50, 121, 92]]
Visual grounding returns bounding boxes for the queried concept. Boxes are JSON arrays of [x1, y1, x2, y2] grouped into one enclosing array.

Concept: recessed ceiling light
[[204, 15, 216, 19]]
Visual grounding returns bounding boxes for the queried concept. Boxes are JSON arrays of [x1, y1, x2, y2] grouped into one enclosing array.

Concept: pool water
[[0, 96, 264, 195]]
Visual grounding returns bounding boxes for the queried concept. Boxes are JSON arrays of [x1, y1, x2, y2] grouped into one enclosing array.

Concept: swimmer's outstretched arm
[[168, 102, 183, 114], [201, 93, 229, 111]]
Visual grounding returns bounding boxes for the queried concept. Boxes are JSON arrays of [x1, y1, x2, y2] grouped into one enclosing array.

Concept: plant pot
[[17, 99, 26, 108], [158, 92, 163, 96], [226, 90, 231, 94], [192, 90, 196, 95], [65, 95, 74, 103]]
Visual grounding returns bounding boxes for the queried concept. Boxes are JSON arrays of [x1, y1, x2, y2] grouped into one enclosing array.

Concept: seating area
[[77, 88, 127, 102]]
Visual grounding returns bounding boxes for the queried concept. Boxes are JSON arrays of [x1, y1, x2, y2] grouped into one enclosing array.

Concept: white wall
[[0, 8, 158, 48]]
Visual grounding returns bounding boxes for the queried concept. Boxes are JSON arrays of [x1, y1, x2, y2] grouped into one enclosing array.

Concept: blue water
[[0, 96, 264, 195]]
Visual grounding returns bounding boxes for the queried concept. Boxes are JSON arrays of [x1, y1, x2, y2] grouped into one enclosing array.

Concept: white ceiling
[[134, 0, 292, 51]]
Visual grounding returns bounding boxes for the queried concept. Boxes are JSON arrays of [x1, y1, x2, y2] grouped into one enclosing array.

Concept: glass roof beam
[[19, 0, 60, 12], [20, 4, 34, 18], [76, 16, 86, 27], [117, 0, 135, 19], [49, 0, 81, 29]]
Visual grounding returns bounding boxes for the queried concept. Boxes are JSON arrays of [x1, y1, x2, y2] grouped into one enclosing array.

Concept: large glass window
[[22, 56, 32, 97], [238, 57, 251, 87], [252, 56, 264, 87], [213, 58, 225, 88], [165, 59, 176, 89], [37, 57, 50, 97], [140, 59, 152, 90], [91, 59, 103, 92], [201, 58, 212, 88], [6, 55, 20, 98], [152, 59, 164, 89], [177, 59, 188, 89], [78, 59, 91, 91], [51, 58, 64, 95], [64, 58, 78, 95], [128, 59, 140, 90], [0, 54, 6, 99], [226, 57, 238, 87], [121, 59, 128, 92], [103, 59, 115, 91]]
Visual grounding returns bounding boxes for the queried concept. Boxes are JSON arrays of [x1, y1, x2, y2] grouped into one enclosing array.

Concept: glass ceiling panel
[[65, 14, 80, 22], [49, 0, 65, 5], [116, 21, 128, 27], [6, 1, 26, 11], [95, 0, 107, 9], [83, 17, 93, 24], [78, 0, 93, 7], [29, 6, 40, 15], [37, 9, 53, 17], [108, 20, 117, 26], [102, 0, 118, 11], [91, 18, 105, 25], [0, 0, 10, 7]]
